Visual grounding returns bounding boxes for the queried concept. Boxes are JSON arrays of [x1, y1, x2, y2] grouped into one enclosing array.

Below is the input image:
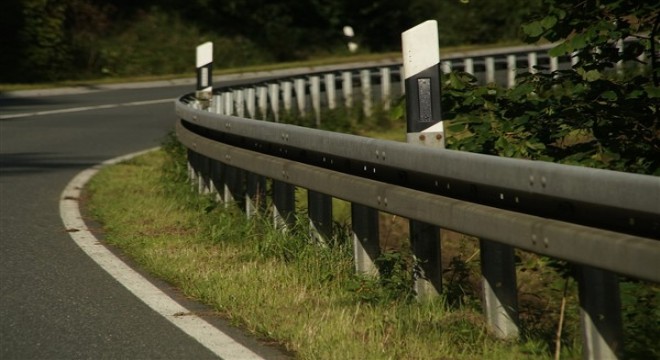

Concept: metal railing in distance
[[181, 26, 659, 360]]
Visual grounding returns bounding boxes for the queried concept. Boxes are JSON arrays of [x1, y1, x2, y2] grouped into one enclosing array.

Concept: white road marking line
[[60, 148, 265, 360], [1, 99, 173, 120]]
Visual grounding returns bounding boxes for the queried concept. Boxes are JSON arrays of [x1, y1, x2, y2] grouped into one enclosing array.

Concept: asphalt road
[[0, 80, 288, 359]]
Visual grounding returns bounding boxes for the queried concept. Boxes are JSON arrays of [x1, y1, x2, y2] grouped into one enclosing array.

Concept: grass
[[84, 138, 584, 359]]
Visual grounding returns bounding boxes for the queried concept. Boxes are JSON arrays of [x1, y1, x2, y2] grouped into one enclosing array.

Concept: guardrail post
[[246, 88, 256, 119], [223, 92, 233, 116], [507, 55, 517, 88], [550, 56, 559, 73], [342, 71, 353, 109], [188, 150, 197, 185], [441, 61, 451, 79], [210, 159, 226, 203], [360, 69, 372, 117], [351, 204, 380, 275], [195, 42, 213, 109], [380, 67, 391, 110], [485, 56, 496, 84], [616, 39, 624, 75], [187, 149, 196, 184], [197, 154, 212, 195], [308, 190, 332, 244], [528, 52, 538, 74], [464, 58, 474, 75], [206, 160, 217, 196], [577, 266, 623, 359], [273, 181, 295, 229], [257, 86, 268, 120], [212, 94, 223, 114], [402, 20, 443, 299], [282, 81, 293, 114], [234, 90, 245, 118], [325, 73, 337, 110], [246, 173, 266, 218], [480, 240, 519, 339], [269, 84, 280, 122], [571, 51, 579, 67], [310, 76, 321, 127], [295, 78, 306, 117], [223, 165, 244, 208]]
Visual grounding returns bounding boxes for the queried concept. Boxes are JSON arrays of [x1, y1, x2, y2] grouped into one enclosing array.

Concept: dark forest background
[[0, 0, 542, 83]]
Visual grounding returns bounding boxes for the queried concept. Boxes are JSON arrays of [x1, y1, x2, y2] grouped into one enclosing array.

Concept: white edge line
[[1, 99, 173, 120], [59, 147, 264, 360]]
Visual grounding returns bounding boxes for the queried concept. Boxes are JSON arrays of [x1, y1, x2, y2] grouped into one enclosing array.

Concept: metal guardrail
[[176, 108, 660, 281], [176, 41, 659, 359]]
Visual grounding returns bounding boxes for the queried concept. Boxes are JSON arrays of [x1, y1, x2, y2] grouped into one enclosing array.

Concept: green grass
[[85, 141, 581, 359]]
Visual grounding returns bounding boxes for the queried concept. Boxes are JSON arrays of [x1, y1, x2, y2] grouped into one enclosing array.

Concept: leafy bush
[[96, 9, 272, 77], [441, 0, 659, 175], [18, 0, 72, 81]]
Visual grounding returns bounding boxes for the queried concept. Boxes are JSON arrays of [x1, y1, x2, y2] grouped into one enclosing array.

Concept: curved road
[[0, 79, 288, 359]]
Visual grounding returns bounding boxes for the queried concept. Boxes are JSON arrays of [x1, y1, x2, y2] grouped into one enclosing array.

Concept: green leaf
[[569, 33, 588, 51], [541, 16, 557, 30], [554, 8, 566, 20], [522, 21, 544, 37], [526, 141, 546, 151], [448, 123, 467, 133], [626, 90, 644, 99], [600, 91, 617, 101], [389, 103, 404, 120], [448, 72, 466, 90], [509, 83, 535, 100], [643, 84, 660, 99], [582, 70, 601, 82], [549, 42, 568, 57]]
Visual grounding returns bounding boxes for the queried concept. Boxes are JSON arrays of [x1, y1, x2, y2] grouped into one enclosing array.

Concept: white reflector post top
[[196, 42, 213, 92], [402, 20, 439, 81], [401, 20, 444, 147]]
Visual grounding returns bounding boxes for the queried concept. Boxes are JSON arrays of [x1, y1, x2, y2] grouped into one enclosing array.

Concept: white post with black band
[[402, 21, 443, 299], [402, 20, 444, 149], [196, 42, 213, 109]]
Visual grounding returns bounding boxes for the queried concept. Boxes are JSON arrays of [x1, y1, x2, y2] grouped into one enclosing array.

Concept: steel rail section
[[176, 102, 660, 223], [176, 119, 660, 283], [196, 43, 559, 94]]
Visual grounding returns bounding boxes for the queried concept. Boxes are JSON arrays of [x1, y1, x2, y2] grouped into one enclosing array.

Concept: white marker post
[[196, 42, 213, 109], [402, 20, 444, 148], [402, 21, 443, 299]]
